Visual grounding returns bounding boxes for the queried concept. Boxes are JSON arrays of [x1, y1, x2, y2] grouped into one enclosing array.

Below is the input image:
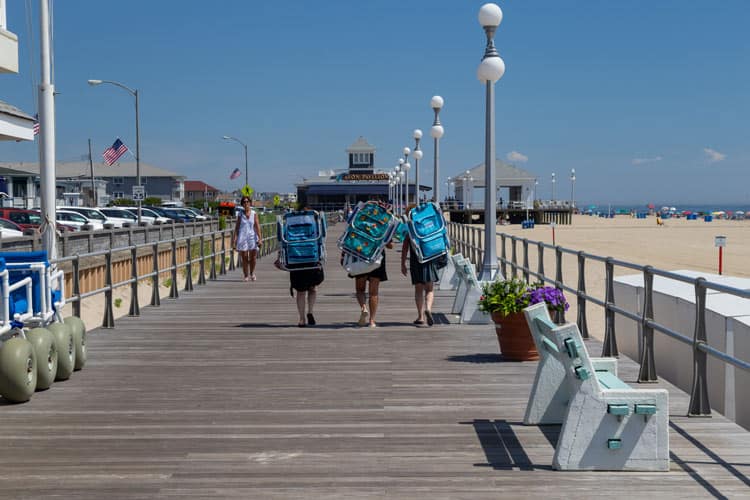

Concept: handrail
[[447, 221, 750, 418], [34, 217, 281, 329]]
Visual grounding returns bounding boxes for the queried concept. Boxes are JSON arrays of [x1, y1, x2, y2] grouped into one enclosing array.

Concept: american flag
[[229, 168, 241, 180], [33, 122, 40, 136], [103, 138, 128, 166]]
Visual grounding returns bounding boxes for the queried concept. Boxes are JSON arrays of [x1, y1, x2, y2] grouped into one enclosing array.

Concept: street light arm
[[88, 79, 136, 96], [222, 135, 247, 148]]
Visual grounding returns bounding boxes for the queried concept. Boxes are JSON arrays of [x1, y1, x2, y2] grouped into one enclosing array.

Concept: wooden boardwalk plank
[[0, 234, 748, 498]]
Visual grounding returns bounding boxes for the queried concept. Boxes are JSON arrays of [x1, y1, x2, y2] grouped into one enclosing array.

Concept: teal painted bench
[[449, 255, 489, 324], [522, 303, 669, 471]]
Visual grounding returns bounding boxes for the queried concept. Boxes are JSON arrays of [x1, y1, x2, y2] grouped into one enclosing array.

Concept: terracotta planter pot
[[491, 311, 539, 361]]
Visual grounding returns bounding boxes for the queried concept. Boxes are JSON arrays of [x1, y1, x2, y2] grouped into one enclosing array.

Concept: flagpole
[[38, 0, 57, 260], [88, 138, 96, 207], [135, 89, 141, 224]]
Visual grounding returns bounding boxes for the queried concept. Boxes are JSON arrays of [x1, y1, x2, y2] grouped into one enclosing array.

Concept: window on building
[[113, 192, 124, 199], [113, 177, 123, 185]]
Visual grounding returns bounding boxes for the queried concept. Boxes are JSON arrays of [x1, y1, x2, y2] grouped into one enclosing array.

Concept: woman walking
[[290, 268, 324, 327], [233, 196, 262, 281], [401, 233, 439, 326], [349, 242, 392, 328]]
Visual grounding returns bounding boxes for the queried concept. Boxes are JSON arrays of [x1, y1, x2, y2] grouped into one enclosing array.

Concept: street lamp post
[[402, 147, 411, 211], [222, 135, 249, 190], [552, 172, 556, 202], [570, 168, 576, 209], [88, 78, 141, 224], [412, 130, 423, 204], [394, 164, 402, 215], [476, 3, 506, 282], [430, 96, 444, 203]]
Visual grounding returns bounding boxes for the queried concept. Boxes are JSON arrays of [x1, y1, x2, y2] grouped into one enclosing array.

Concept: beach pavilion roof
[[454, 159, 536, 188]]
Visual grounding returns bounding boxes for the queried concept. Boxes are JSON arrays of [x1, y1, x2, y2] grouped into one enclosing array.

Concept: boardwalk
[[1, 235, 748, 498]]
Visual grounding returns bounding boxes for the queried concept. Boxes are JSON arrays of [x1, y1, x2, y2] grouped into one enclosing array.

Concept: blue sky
[[3, 0, 749, 206]]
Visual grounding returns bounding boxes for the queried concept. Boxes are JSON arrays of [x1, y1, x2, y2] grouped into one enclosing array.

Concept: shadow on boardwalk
[[0, 235, 748, 498]]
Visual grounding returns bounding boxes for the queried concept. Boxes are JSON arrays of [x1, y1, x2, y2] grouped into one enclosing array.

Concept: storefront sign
[[342, 173, 389, 181]]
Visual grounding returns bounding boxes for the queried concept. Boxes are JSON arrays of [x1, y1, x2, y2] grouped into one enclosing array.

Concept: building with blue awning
[[296, 137, 429, 211]]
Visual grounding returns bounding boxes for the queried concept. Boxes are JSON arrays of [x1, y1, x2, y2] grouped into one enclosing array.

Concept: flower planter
[[491, 311, 539, 361]]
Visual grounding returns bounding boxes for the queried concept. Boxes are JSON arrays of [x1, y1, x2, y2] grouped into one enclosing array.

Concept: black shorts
[[290, 268, 324, 292]]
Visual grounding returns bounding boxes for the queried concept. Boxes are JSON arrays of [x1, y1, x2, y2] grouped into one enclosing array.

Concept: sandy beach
[[480, 214, 750, 340]]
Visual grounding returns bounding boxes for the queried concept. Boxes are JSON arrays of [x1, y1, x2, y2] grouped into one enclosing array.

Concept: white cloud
[[506, 151, 528, 163], [703, 147, 726, 163], [631, 155, 663, 165]]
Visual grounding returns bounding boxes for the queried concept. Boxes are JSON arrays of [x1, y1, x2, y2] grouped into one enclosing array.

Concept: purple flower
[[529, 285, 569, 313]]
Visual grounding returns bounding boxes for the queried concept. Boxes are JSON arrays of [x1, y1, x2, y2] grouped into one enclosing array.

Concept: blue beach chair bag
[[409, 202, 444, 238], [351, 203, 393, 240], [415, 232, 450, 263]]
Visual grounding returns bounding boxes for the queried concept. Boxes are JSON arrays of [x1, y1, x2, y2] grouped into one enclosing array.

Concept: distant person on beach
[[233, 196, 261, 281], [656, 214, 664, 226], [401, 233, 439, 327]]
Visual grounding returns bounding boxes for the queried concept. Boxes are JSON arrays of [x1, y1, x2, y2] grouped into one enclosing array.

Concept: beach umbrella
[[647, 203, 655, 209]]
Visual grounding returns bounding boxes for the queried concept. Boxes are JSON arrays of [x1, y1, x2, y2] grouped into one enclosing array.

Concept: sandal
[[358, 311, 369, 327], [413, 319, 425, 325], [298, 323, 306, 328], [425, 310, 434, 326], [307, 313, 316, 326]]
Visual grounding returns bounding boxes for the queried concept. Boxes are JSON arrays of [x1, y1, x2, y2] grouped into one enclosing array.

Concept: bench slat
[[596, 370, 631, 390]]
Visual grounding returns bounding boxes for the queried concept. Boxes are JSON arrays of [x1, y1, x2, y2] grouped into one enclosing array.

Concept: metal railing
[[46, 219, 279, 329], [447, 221, 750, 418]]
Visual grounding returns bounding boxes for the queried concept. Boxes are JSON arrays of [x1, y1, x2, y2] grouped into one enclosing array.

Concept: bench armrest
[[591, 357, 618, 377]]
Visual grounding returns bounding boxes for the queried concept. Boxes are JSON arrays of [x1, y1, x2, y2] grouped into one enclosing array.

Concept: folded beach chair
[[337, 201, 397, 263], [406, 202, 450, 263], [277, 210, 327, 271]]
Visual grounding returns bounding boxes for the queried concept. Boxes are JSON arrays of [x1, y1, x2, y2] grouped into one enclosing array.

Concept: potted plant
[[478, 278, 538, 361], [529, 283, 570, 322]]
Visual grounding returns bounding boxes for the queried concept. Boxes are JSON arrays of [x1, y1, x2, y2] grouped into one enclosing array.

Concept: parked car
[[56, 210, 104, 231], [0, 218, 25, 238], [182, 207, 208, 220], [122, 207, 171, 224], [145, 206, 191, 223], [0, 208, 42, 230], [99, 207, 142, 225], [58, 206, 127, 228], [143, 206, 183, 223]]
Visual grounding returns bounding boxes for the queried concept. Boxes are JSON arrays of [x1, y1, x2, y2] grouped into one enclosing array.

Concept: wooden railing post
[[184, 236, 194, 292], [128, 246, 140, 316], [576, 251, 589, 338], [72, 255, 81, 318], [554, 246, 565, 324], [198, 234, 207, 285], [150, 242, 161, 307], [522, 238, 529, 282], [102, 249, 114, 328], [601, 257, 618, 357], [638, 265, 657, 382], [688, 278, 711, 416], [209, 232, 217, 280], [169, 238, 179, 299]]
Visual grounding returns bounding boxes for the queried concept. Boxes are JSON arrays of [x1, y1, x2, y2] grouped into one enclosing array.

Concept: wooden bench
[[522, 303, 669, 471]]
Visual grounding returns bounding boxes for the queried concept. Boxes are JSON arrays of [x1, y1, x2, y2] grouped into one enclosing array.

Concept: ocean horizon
[[584, 203, 749, 214]]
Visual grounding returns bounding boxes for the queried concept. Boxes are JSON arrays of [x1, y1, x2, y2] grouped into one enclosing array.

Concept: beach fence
[[447, 221, 750, 430], [0, 219, 280, 328]]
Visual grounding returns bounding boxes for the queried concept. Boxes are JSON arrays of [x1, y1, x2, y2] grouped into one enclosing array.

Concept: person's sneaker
[[358, 311, 369, 327], [250, 273, 257, 281]]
